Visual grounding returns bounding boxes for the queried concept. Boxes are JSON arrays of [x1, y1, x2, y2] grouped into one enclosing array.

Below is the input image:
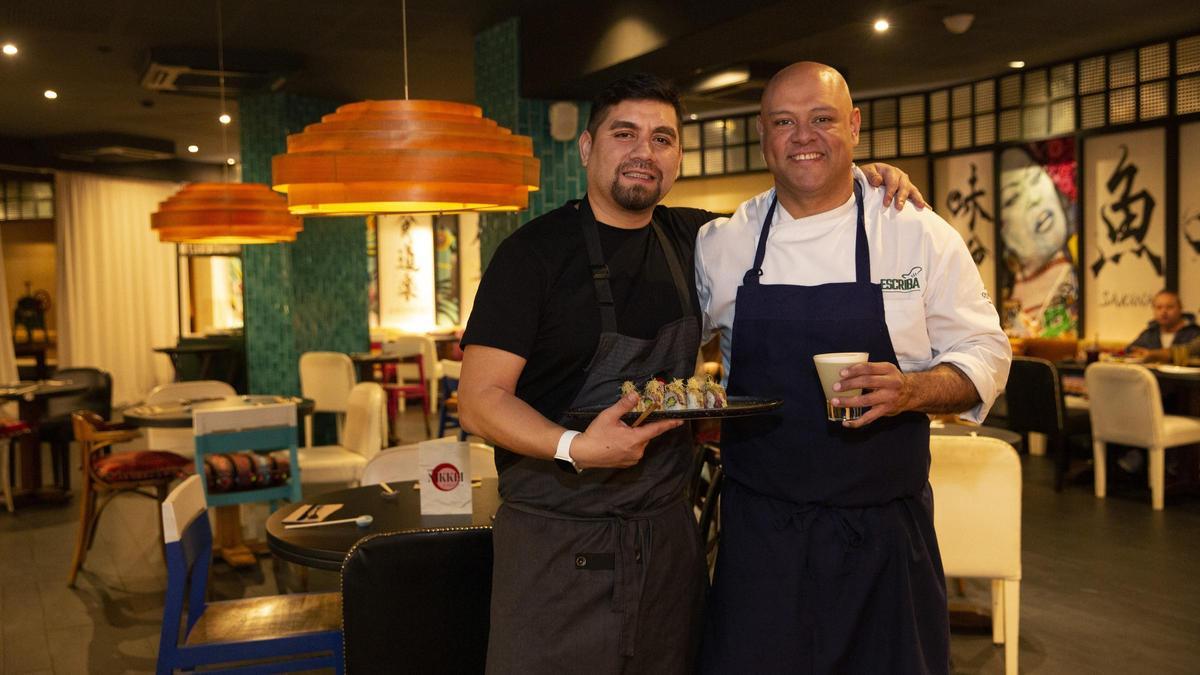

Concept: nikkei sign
[[419, 438, 473, 515]]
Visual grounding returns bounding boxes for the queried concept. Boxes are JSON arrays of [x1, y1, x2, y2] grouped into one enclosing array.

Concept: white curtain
[[0, 230, 18, 416], [55, 171, 180, 406]]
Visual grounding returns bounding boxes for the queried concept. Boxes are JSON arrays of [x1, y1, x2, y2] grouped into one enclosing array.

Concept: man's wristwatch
[[554, 430, 582, 474]]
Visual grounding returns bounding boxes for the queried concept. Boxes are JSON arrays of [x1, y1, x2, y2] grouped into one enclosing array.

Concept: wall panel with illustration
[[1180, 122, 1200, 314], [933, 152, 996, 304], [1083, 129, 1167, 343]]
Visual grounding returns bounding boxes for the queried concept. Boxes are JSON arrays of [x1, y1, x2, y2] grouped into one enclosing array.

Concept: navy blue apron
[[701, 180, 950, 674]]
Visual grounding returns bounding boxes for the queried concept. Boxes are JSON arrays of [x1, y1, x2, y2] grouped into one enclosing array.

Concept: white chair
[[1085, 362, 1200, 510], [360, 441, 497, 486], [929, 435, 1021, 675], [295, 382, 386, 488], [143, 380, 237, 458], [381, 336, 436, 437], [299, 351, 357, 447]]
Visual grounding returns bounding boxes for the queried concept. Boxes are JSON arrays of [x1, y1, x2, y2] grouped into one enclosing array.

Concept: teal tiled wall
[[239, 92, 370, 395], [475, 18, 590, 268]]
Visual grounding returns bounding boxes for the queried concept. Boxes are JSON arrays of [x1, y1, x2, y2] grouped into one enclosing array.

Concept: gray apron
[[486, 198, 706, 675]]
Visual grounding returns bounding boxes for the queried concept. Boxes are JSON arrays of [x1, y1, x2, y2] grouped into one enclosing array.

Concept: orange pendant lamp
[[151, 182, 302, 244], [151, 0, 300, 245], [272, 99, 540, 216]]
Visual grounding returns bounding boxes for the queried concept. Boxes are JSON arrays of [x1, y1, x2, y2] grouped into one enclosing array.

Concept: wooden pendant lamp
[[270, 0, 539, 216], [151, 183, 302, 244], [151, 0, 300, 245]]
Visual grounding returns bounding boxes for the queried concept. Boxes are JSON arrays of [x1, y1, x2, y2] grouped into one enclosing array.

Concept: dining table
[[266, 478, 501, 571], [0, 379, 88, 507], [122, 394, 315, 567], [153, 343, 233, 382]]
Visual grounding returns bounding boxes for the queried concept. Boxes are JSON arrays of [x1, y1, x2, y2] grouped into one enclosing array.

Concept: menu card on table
[[418, 438, 473, 515]]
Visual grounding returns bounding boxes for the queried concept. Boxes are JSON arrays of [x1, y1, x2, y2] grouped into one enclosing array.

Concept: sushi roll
[[643, 379, 666, 410], [686, 376, 706, 409], [663, 379, 688, 411], [703, 376, 728, 409], [621, 381, 644, 411]]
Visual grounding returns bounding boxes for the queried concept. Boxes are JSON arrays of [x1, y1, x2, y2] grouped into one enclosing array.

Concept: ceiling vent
[[140, 47, 302, 96], [41, 133, 176, 163]]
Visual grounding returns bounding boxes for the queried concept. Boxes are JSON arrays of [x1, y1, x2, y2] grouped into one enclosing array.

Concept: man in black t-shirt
[[458, 73, 922, 675]]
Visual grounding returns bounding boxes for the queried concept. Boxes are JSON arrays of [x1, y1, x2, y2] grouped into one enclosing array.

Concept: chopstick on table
[[631, 401, 660, 428]]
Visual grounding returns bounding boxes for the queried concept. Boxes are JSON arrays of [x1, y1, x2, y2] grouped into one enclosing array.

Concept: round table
[[122, 395, 315, 427], [266, 478, 501, 571], [931, 422, 1024, 451], [0, 380, 89, 506]]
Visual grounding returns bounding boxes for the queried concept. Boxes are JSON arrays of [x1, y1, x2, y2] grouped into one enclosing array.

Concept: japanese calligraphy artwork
[[433, 215, 460, 326], [1084, 129, 1166, 342], [457, 213, 482, 323], [998, 139, 1079, 337], [378, 214, 436, 331], [1180, 122, 1200, 315], [934, 152, 996, 303]]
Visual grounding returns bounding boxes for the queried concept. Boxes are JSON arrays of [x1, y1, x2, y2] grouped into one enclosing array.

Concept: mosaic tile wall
[[475, 18, 590, 268], [239, 92, 370, 395]]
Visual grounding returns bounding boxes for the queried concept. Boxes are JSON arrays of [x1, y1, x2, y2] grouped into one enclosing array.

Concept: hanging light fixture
[[151, 0, 300, 244], [271, 0, 539, 216]]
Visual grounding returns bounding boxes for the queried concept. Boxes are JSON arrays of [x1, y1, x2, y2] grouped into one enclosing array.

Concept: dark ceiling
[[2, 0, 1198, 178]]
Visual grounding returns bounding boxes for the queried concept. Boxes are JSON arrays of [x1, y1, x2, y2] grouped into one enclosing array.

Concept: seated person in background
[[1128, 290, 1200, 361]]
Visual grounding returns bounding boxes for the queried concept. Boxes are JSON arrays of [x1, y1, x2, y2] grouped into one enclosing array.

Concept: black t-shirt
[[461, 199, 715, 471]]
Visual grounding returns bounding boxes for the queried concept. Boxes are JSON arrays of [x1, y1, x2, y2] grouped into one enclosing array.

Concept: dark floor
[[2, 417, 1199, 673]]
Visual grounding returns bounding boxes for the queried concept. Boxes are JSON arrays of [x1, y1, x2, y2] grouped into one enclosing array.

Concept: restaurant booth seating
[[342, 527, 492, 674], [1086, 362, 1200, 510], [67, 412, 190, 587], [929, 435, 1021, 675], [157, 474, 342, 674]]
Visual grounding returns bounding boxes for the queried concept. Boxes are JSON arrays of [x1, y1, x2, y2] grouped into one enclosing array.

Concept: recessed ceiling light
[[226, 158, 236, 165], [43, 89, 58, 100], [689, 114, 698, 121], [218, 113, 232, 125], [873, 18, 890, 32], [187, 145, 199, 153], [2, 43, 17, 56], [1008, 60, 1026, 69]]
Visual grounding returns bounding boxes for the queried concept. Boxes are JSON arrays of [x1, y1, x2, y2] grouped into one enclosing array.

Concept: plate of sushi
[[566, 376, 782, 422]]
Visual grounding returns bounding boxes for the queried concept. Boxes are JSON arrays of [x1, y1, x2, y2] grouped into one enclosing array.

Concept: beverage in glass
[[813, 352, 869, 421]]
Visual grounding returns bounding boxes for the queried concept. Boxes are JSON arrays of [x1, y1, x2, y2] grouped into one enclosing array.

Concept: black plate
[[565, 396, 783, 422]]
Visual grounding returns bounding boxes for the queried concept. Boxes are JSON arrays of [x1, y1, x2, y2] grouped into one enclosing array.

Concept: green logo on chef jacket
[[881, 266, 922, 293]]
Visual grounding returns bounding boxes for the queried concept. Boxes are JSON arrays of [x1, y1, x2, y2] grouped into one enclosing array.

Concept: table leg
[[213, 505, 259, 568], [12, 399, 70, 508]]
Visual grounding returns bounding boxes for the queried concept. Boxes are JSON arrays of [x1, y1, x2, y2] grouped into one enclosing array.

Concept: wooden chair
[[67, 411, 191, 586], [341, 527, 491, 673], [156, 474, 343, 674], [38, 367, 113, 490], [929, 435, 1022, 675]]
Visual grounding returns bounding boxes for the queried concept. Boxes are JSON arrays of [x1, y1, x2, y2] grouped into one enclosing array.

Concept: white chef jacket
[[695, 167, 1011, 423]]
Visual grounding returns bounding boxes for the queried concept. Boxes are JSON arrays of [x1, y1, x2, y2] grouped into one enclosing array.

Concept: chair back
[[47, 367, 113, 420], [360, 442, 497, 485], [929, 435, 1021, 580], [1004, 356, 1064, 435], [342, 527, 492, 674], [144, 381, 237, 458], [384, 335, 438, 404], [160, 475, 214, 643], [1085, 362, 1165, 448], [193, 402, 301, 505], [299, 352, 357, 414], [341, 382, 385, 461]]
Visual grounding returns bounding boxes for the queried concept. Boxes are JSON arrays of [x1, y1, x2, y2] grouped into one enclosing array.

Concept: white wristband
[[555, 430, 581, 466]]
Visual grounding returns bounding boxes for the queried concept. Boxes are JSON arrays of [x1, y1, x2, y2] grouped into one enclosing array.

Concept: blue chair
[[192, 402, 302, 506], [156, 474, 343, 674], [437, 359, 463, 439]]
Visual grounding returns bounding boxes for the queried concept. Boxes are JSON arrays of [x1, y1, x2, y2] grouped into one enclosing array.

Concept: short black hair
[[586, 73, 685, 137]]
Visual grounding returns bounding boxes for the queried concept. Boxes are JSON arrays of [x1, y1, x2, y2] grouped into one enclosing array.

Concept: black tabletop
[[0, 380, 88, 402], [266, 478, 502, 571], [122, 395, 315, 428], [931, 422, 1024, 449]]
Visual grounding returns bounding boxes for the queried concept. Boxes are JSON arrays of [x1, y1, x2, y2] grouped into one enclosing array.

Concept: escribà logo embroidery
[[881, 266, 922, 293]]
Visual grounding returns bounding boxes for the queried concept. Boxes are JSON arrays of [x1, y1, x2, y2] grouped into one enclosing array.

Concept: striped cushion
[[203, 452, 291, 493], [94, 451, 191, 483]]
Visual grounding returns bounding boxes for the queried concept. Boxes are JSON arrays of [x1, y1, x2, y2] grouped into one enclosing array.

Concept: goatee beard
[[610, 179, 661, 212]]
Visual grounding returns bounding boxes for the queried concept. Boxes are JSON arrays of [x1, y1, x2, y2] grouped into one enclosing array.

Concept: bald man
[[695, 62, 1011, 673]]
